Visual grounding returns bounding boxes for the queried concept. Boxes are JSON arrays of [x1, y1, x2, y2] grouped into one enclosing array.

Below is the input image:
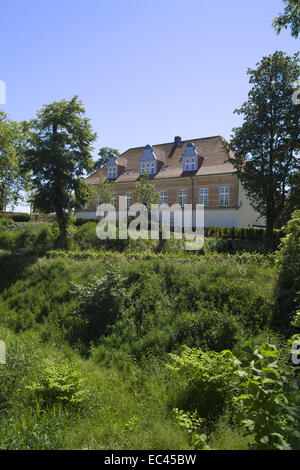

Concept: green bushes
[[168, 340, 300, 450], [225, 340, 300, 450], [168, 347, 234, 421], [26, 357, 86, 406], [274, 210, 300, 331], [0, 213, 31, 223], [69, 265, 130, 348], [204, 225, 282, 245]]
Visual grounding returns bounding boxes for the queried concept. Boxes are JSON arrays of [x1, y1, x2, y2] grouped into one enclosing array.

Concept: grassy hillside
[[0, 214, 299, 450], [0, 249, 285, 450]]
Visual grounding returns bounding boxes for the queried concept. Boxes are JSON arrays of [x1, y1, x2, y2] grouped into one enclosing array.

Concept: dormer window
[[106, 155, 119, 180], [141, 161, 156, 175], [108, 166, 117, 179], [182, 143, 199, 172], [139, 144, 157, 176]]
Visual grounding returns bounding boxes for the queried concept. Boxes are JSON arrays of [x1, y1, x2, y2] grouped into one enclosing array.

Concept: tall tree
[[93, 147, 119, 172], [227, 51, 300, 245], [22, 96, 96, 243], [0, 112, 28, 210], [272, 0, 300, 38]]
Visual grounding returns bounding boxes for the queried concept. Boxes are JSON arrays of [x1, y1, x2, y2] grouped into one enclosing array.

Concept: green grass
[[0, 250, 285, 450]]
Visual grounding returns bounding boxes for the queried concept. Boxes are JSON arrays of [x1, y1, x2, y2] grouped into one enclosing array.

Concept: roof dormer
[[106, 155, 127, 180], [140, 144, 157, 176], [182, 143, 199, 172]]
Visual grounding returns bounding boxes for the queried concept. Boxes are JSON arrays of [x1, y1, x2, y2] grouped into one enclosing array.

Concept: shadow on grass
[[0, 251, 38, 292]]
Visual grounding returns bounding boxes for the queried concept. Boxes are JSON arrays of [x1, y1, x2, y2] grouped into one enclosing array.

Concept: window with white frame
[[219, 187, 229, 207], [141, 161, 156, 175], [108, 166, 117, 179], [199, 188, 208, 207], [178, 189, 187, 207], [159, 190, 168, 205], [184, 157, 196, 172], [126, 192, 132, 209]]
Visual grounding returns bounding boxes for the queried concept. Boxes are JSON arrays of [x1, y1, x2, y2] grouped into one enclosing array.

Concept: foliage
[[93, 147, 120, 171], [132, 175, 160, 211], [21, 96, 96, 243], [173, 408, 209, 449], [273, 0, 300, 38], [224, 340, 300, 450], [168, 346, 234, 421], [69, 264, 130, 347], [26, 357, 86, 406], [275, 210, 300, 330], [227, 51, 300, 244], [0, 112, 29, 210], [0, 403, 68, 450]]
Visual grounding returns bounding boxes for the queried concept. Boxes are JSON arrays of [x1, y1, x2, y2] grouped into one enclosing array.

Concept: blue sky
[[0, 0, 298, 211]]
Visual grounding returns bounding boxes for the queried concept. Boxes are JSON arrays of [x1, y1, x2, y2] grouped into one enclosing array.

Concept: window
[[219, 187, 229, 207], [139, 145, 157, 176], [108, 166, 117, 179], [199, 188, 208, 207], [159, 190, 168, 206], [141, 162, 156, 175], [182, 143, 199, 172], [126, 192, 132, 209], [178, 189, 187, 207]]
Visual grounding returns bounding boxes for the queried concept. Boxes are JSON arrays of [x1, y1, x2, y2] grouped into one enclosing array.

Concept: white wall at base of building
[[204, 210, 237, 227], [237, 181, 266, 228]]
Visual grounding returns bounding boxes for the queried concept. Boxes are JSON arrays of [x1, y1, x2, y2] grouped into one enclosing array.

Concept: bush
[[225, 339, 300, 450], [69, 264, 130, 347], [26, 357, 85, 406], [274, 210, 300, 331], [0, 213, 31, 223], [33, 223, 59, 255], [168, 346, 234, 421]]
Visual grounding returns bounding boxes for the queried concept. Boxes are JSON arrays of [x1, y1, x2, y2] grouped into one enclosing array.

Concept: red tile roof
[[86, 135, 236, 185]]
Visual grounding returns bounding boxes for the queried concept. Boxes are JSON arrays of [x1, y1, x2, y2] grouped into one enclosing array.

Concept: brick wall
[[86, 173, 239, 211]]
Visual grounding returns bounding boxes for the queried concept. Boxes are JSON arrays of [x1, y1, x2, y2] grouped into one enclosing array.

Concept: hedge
[[204, 226, 283, 243]]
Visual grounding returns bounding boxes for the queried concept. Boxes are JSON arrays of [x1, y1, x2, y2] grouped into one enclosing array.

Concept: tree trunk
[[266, 204, 274, 250]]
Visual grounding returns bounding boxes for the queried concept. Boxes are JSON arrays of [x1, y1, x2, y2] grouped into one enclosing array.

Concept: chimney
[[168, 136, 182, 159]]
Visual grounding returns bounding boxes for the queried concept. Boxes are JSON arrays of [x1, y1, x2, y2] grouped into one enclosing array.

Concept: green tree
[[273, 0, 300, 38], [227, 51, 300, 246], [0, 112, 28, 210], [93, 147, 119, 172], [92, 175, 114, 207], [22, 96, 96, 244], [132, 175, 159, 211]]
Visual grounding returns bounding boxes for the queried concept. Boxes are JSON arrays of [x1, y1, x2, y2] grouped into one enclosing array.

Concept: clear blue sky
[[0, 0, 298, 211]]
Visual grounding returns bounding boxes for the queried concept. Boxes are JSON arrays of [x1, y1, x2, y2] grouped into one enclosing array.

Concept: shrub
[[225, 339, 300, 450], [33, 223, 59, 255], [274, 210, 300, 331], [168, 346, 234, 421], [26, 358, 85, 406], [69, 264, 130, 346]]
